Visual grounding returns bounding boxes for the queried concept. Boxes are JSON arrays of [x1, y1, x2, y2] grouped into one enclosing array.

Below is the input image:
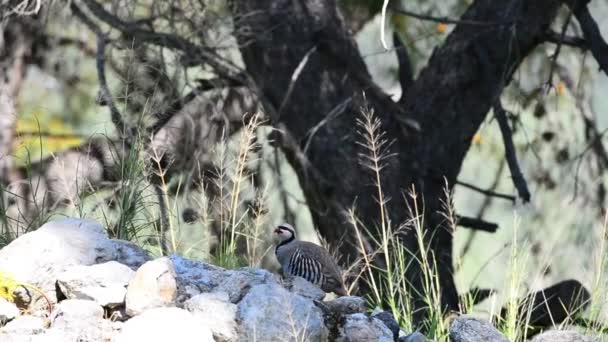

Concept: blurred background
[[2, 0, 608, 326]]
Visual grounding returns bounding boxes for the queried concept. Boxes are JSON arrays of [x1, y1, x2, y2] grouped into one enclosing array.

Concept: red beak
[[274, 227, 282, 234]]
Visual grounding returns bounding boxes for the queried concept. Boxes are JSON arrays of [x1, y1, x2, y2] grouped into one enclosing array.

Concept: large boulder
[[114, 307, 214, 342], [238, 283, 328, 341], [213, 267, 277, 303], [0, 218, 150, 304], [337, 313, 393, 342], [49, 299, 112, 341], [125, 257, 177, 316], [450, 316, 509, 342], [185, 292, 238, 342], [56, 261, 135, 308]]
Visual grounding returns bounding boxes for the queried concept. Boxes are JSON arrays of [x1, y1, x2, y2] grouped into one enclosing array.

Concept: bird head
[[274, 223, 295, 243]]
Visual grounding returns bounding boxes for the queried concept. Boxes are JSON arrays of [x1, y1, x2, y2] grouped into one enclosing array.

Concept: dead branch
[[494, 101, 531, 203]]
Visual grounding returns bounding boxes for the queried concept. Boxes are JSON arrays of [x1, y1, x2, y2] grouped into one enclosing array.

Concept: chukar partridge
[[274, 223, 347, 296]]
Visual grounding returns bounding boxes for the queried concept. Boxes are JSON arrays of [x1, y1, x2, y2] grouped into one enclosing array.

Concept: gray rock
[[0, 298, 19, 324], [0, 315, 46, 335], [289, 276, 326, 301], [125, 257, 177, 316], [400, 331, 426, 342], [115, 307, 214, 342], [0, 218, 149, 304], [214, 268, 277, 303], [50, 299, 106, 341], [107, 240, 152, 270], [185, 292, 237, 342], [324, 296, 368, 314], [170, 255, 232, 302], [372, 311, 400, 340], [531, 330, 596, 342], [56, 261, 135, 308], [238, 283, 328, 341], [450, 316, 508, 342], [337, 313, 394, 342]]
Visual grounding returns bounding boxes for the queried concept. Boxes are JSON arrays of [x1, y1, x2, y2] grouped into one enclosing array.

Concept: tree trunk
[[232, 0, 560, 321]]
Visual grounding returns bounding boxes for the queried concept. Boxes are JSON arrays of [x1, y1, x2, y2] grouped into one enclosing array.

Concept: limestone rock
[[400, 331, 426, 342], [115, 307, 214, 342], [0, 218, 149, 304], [372, 311, 400, 341], [0, 315, 46, 335], [238, 283, 328, 341], [531, 330, 596, 342], [214, 268, 277, 303], [288, 276, 326, 301], [50, 299, 107, 341], [337, 313, 393, 342], [450, 316, 508, 342], [324, 296, 368, 315], [0, 298, 19, 324], [185, 292, 237, 342], [125, 257, 177, 316], [56, 261, 134, 308]]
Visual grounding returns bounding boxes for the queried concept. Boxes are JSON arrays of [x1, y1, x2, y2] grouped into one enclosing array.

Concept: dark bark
[[232, 0, 560, 321]]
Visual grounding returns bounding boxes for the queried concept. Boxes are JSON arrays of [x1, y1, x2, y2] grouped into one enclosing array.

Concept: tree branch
[[70, 2, 130, 140], [544, 30, 587, 49], [564, 0, 608, 75], [494, 101, 531, 203], [391, 4, 513, 26], [456, 180, 516, 202], [456, 215, 499, 233], [78, 0, 244, 85]]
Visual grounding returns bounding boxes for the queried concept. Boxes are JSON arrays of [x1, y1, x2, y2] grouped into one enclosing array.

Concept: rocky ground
[[0, 218, 598, 341]]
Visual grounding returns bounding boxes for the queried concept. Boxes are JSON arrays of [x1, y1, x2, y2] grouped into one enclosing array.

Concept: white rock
[[125, 257, 177, 316], [185, 292, 237, 342], [50, 299, 105, 341], [115, 307, 214, 342], [0, 315, 46, 335], [0, 298, 19, 324], [337, 313, 393, 342], [56, 261, 135, 308], [238, 283, 328, 341], [0, 218, 149, 304], [450, 316, 508, 342]]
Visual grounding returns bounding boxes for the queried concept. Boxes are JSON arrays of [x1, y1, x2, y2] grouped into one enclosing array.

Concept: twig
[[459, 161, 506, 262], [544, 30, 587, 49], [391, 5, 513, 26], [278, 46, 317, 117], [456, 180, 515, 202], [79, 0, 244, 85], [70, 2, 130, 140], [494, 101, 531, 203], [393, 31, 413, 103], [149, 77, 244, 135], [544, 8, 574, 92], [456, 215, 499, 233], [564, 0, 608, 75]]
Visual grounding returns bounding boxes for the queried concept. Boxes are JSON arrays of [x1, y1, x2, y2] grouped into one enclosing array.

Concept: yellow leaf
[[437, 23, 448, 34], [472, 133, 482, 145], [557, 82, 566, 97]]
